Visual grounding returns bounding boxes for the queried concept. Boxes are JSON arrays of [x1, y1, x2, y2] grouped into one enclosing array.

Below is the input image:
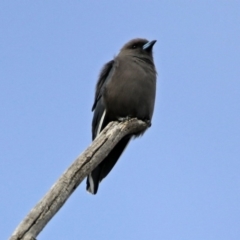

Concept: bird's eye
[[132, 44, 137, 49]]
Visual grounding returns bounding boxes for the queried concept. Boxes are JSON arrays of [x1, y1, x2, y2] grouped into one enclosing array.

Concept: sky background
[[1, 1, 240, 239]]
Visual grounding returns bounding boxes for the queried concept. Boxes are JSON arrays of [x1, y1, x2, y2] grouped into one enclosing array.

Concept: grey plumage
[[87, 38, 157, 194]]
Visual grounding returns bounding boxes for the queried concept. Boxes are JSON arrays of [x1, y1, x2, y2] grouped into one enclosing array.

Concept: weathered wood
[[9, 119, 148, 240]]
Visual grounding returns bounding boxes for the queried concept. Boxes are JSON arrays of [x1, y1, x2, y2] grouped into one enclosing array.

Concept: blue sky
[[1, 1, 240, 239]]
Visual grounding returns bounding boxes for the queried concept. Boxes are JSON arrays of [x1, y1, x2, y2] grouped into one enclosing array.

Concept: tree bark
[[9, 119, 148, 240]]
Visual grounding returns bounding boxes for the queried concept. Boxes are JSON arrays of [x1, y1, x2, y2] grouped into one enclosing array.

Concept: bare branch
[[9, 119, 148, 240]]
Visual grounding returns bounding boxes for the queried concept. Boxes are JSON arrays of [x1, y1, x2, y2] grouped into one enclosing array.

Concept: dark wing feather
[[87, 58, 131, 194], [92, 60, 114, 111], [91, 60, 114, 140], [87, 60, 116, 193]]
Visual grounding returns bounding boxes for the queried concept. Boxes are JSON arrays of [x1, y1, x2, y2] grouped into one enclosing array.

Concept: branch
[[9, 118, 148, 240]]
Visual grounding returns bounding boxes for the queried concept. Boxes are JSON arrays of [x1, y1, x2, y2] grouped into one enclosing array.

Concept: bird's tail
[[86, 136, 131, 194]]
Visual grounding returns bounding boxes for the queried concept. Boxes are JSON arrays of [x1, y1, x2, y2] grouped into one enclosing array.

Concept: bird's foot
[[117, 116, 131, 122], [118, 117, 151, 127], [142, 119, 151, 127]]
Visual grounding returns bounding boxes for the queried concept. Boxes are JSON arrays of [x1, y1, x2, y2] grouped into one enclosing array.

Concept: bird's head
[[119, 38, 157, 59]]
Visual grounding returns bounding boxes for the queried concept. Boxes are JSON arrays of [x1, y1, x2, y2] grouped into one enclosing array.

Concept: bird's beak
[[142, 40, 157, 51]]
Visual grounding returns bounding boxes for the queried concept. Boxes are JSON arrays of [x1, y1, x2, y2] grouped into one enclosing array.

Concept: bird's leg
[[118, 117, 152, 127], [117, 116, 132, 122]]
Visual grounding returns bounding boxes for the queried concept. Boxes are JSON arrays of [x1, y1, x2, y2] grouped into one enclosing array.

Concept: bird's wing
[[91, 60, 114, 140], [92, 60, 114, 111]]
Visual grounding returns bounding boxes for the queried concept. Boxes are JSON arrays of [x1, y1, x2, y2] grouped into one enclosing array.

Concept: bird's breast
[[103, 58, 156, 121]]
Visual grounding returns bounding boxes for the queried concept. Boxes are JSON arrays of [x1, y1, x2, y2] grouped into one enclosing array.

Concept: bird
[[86, 38, 157, 194]]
